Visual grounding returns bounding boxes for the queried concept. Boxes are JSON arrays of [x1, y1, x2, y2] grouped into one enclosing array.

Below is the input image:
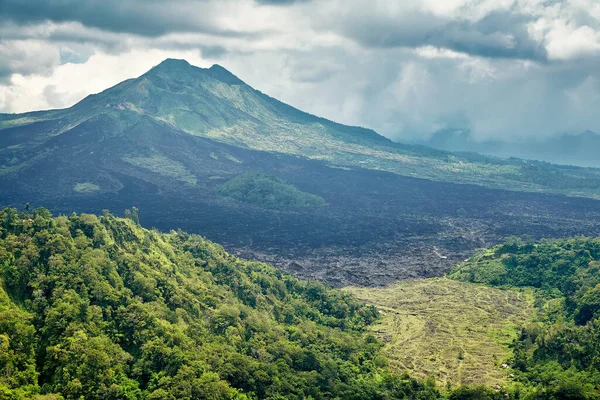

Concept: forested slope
[[451, 237, 600, 399], [6, 206, 600, 399], [0, 207, 438, 400]]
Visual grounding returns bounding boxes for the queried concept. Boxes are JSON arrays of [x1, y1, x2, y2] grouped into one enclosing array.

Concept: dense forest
[[451, 237, 600, 399], [0, 207, 439, 400], [4, 207, 600, 399]]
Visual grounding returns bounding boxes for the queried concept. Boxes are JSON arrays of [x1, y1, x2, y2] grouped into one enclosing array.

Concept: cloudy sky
[[2, 0, 600, 142]]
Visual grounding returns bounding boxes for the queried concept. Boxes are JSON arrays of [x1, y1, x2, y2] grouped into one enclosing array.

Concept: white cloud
[[545, 22, 600, 60], [1, 48, 207, 112]]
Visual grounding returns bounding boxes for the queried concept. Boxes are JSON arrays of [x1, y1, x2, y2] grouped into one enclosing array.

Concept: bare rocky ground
[[4, 136, 600, 287], [232, 210, 595, 287]]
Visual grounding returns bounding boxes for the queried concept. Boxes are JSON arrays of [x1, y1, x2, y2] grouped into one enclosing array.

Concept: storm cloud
[[330, 7, 546, 60], [2, 0, 600, 143], [0, 0, 253, 37]]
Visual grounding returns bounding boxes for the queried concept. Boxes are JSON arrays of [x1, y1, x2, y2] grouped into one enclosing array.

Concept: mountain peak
[[206, 63, 245, 85], [147, 59, 245, 85], [209, 63, 226, 70], [149, 58, 191, 73], [158, 58, 191, 67]]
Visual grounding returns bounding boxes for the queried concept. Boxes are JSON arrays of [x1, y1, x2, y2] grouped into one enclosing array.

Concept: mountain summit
[[147, 59, 246, 85], [0, 58, 394, 202], [38, 57, 388, 159], [150, 57, 193, 71]]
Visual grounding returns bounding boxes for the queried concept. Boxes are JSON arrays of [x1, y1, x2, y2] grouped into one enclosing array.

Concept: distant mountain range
[[419, 129, 600, 168], [2, 58, 600, 285]]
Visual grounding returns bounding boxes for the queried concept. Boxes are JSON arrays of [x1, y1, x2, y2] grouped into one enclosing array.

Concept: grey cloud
[[59, 44, 95, 64], [225, 44, 600, 143], [0, 65, 12, 84], [336, 8, 547, 60], [42, 84, 63, 108], [0, 0, 547, 62], [200, 45, 227, 59], [282, 52, 345, 83], [0, 21, 134, 56], [42, 83, 87, 110], [1, 21, 230, 61], [0, 0, 253, 37], [0, 39, 61, 80], [290, 67, 339, 83], [445, 11, 547, 60], [255, 0, 308, 4]]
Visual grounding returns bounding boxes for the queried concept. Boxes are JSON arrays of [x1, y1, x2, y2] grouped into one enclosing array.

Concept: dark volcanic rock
[[3, 134, 600, 287]]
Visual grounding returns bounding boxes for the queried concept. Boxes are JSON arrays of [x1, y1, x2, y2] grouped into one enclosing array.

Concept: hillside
[[0, 207, 443, 400], [216, 172, 327, 208], [343, 237, 600, 399], [7, 207, 598, 399], [2, 58, 600, 198]]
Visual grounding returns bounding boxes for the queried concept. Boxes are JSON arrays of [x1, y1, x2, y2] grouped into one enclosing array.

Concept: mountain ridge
[[3, 58, 600, 199]]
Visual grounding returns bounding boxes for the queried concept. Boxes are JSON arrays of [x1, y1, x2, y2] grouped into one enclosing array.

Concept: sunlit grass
[[345, 278, 534, 389], [122, 153, 197, 185], [73, 182, 101, 193]]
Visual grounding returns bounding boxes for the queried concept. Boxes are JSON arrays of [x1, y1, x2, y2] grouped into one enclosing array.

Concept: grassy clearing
[[123, 153, 197, 185], [345, 278, 534, 389], [73, 182, 101, 193]]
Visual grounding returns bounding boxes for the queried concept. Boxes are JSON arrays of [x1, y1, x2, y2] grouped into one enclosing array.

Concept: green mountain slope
[[345, 237, 600, 398], [0, 207, 440, 400], [2, 58, 600, 198]]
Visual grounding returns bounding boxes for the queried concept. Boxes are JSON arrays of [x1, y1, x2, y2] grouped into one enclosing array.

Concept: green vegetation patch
[[0, 207, 440, 400], [123, 152, 197, 185], [216, 172, 327, 208], [221, 152, 242, 164], [73, 182, 101, 193], [0, 116, 39, 129], [346, 279, 534, 389]]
